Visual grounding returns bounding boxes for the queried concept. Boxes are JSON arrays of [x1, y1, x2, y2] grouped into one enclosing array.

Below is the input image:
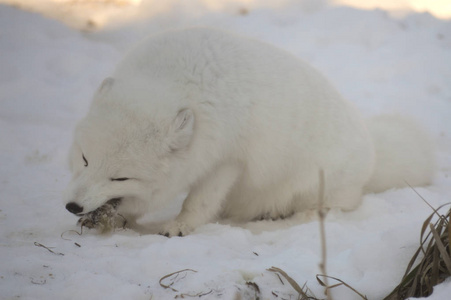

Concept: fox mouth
[[74, 198, 123, 216], [92, 197, 123, 214], [76, 197, 125, 232]]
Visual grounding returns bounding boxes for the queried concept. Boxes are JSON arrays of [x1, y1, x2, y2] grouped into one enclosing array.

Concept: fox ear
[[167, 108, 194, 151], [94, 77, 114, 102]]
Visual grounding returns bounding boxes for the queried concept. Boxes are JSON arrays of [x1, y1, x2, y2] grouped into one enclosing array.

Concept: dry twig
[[316, 275, 368, 299], [317, 170, 332, 300], [267, 267, 316, 299], [159, 269, 197, 292], [33, 242, 64, 256]]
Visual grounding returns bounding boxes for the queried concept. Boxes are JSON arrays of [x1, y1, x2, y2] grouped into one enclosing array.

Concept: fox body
[[64, 28, 434, 236]]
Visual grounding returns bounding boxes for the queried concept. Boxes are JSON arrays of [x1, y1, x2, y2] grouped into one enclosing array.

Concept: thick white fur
[[64, 28, 434, 236]]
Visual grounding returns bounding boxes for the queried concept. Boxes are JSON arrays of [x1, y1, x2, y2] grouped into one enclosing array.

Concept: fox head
[[64, 78, 194, 216]]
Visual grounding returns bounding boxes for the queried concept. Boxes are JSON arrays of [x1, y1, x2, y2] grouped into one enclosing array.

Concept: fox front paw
[[159, 220, 193, 237]]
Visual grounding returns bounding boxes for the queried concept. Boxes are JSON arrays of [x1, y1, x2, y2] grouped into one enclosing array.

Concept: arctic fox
[[64, 28, 434, 236]]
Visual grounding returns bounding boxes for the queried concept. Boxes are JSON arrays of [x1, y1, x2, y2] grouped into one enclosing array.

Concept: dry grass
[[267, 266, 319, 299], [383, 202, 451, 300]]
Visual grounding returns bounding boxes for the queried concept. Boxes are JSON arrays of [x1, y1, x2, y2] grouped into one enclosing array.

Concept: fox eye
[[82, 154, 88, 167], [111, 178, 129, 181]]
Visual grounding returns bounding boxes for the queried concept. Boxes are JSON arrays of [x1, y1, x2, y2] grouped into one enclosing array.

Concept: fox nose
[[66, 202, 83, 214]]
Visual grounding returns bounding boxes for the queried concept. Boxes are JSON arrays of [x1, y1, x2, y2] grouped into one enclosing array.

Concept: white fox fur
[[64, 28, 434, 236]]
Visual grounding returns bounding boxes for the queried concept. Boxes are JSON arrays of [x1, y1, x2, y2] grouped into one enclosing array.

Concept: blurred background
[[1, 0, 450, 31]]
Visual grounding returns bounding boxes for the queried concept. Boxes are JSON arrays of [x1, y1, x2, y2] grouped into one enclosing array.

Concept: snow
[[0, 1, 450, 299]]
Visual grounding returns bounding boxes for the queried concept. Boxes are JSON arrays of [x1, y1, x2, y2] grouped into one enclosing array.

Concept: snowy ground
[[1, 1, 451, 299]]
